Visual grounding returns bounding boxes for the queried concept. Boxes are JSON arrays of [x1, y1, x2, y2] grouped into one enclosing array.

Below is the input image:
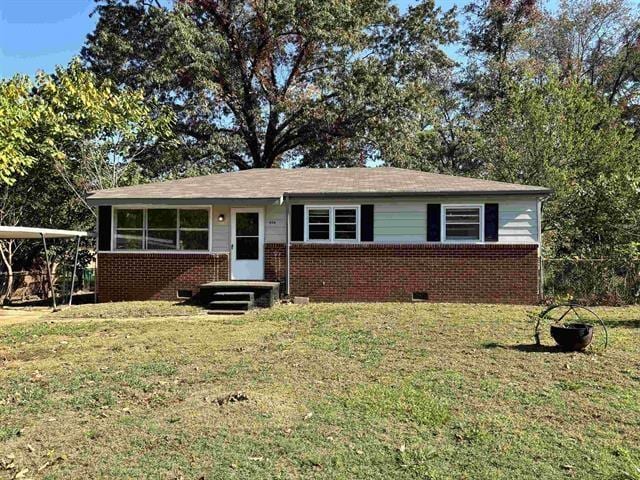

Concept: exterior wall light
[[217, 214, 225, 222]]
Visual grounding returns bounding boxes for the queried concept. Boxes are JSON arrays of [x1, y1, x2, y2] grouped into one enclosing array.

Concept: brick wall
[[97, 244, 539, 304], [96, 253, 229, 302], [288, 243, 539, 304], [265, 243, 287, 286]]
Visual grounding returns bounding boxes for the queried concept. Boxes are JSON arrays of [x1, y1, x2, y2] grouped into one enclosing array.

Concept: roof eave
[[86, 189, 552, 206], [86, 196, 284, 206], [284, 189, 552, 198]]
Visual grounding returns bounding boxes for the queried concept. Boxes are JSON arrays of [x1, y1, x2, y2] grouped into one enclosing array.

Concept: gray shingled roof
[[87, 167, 551, 204]]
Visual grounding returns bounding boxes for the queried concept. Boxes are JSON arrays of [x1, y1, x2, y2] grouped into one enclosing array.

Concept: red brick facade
[[287, 243, 539, 304], [96, 253, 229, 302], [97, 244, 539, 304], [264, 243, 287, 285]]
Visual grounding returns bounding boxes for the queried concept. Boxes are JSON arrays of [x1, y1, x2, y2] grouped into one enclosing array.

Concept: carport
[[0, 226, 87, 310]]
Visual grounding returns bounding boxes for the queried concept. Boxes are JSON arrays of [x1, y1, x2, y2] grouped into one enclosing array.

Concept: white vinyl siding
[[281, 196, 539, 244], [212, 205, 230, 252], [107, 195, 539, 251], [498, 201, 538, 243], [265, 205, 287, 243]]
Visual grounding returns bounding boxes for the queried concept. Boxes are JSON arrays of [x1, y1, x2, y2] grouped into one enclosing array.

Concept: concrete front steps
[[198, 281, 280, 315]]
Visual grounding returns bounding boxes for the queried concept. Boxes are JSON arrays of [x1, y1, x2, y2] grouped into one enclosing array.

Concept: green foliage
[[0, 61, 173, 270], [0, 76, 41, 184], [477, 77, 640, 258], [83, 0, 456, 172], [0, 60, 171, 186]]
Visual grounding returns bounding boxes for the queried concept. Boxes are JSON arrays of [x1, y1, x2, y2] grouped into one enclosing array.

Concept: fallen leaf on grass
[[14, 468, 29, 479], [215, 391, 248, 406]]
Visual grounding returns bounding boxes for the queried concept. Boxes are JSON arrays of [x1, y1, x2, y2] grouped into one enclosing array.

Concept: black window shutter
[[427, 204, 441, 242], [484, 203, 499, 242], [98, 206, 112, 251], [360, 205, 374, 242], [291, 204, 304, 241]]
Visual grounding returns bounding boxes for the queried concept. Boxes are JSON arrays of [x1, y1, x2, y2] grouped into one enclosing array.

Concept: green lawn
[[0, 303, 639, 479]]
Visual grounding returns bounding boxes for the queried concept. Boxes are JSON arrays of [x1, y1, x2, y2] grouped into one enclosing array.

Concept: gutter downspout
[[537, 196, 545, 302], [285, 195, 291, 297]]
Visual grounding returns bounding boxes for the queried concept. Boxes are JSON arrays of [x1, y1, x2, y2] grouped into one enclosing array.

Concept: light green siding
[[374, 204, 426, 243]]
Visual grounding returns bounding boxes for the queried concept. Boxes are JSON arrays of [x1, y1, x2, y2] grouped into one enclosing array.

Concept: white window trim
[[441, 204, 484, 244], [304, 205, 361, 243], [111, 205, 213, 253]]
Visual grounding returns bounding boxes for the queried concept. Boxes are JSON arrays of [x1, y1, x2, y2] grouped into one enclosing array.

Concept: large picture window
[[443, 205, 482, 241], [114, 208, 210, 251], [115, 209, 144, 250], [304, 206, 359, 242]]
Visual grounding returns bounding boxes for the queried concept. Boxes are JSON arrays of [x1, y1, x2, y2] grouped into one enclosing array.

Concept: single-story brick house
[[87, 167, 551, 304]]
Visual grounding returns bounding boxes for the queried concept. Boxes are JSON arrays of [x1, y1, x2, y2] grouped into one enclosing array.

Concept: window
[[148, 209, 177, 250], [304, 206, 359, 242], [234, 211, 260, 259], [116, 209, 143, 250], [179, 209, 209, 250], [307, 208, 330, 240], [114, 208, 210, 251], [443, 205, 482, 241], [334, 208, 357, 240]]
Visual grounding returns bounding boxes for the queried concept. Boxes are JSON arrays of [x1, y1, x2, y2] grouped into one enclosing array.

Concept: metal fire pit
[[549, 323, 594, 351], [535, 304, 608, 352]]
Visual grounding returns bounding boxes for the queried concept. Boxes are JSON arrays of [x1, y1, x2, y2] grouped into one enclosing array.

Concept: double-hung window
[[304, 206, 359, 242], [114, 208, 210, 251], [442, 205, 483, 242]]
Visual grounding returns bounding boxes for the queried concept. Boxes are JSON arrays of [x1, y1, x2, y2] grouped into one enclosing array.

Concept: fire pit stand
[[535, 304, 608, 352]]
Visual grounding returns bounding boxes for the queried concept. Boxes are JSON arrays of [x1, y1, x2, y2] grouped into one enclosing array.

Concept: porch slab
[[200, 281, 280, 288], [198, 281, 281, 308]]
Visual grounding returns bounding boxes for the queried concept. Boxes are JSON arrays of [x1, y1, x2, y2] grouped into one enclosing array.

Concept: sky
[[0, 0, 553, 78]]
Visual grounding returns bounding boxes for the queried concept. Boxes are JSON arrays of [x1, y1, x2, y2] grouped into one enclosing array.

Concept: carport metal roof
[[0, 226, 87, 239], [0, 226, 88, 310]]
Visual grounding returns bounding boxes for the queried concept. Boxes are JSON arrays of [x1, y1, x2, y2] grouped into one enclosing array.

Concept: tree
[[0, 61, 172, 301], [82, 0, 457, 172], [529, 0, 640, 125], [462, 0, 541, 103], [477, 76, 640, 258], [0, 77, 42, 184]]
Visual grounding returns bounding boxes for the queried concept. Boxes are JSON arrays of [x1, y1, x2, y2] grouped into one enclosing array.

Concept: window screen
[[307, 208, 331, 240], [444, 207, 481, 241]]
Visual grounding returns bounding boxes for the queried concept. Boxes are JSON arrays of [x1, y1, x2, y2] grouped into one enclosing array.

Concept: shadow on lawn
[[482, 341, 566, 353], [604, 318, 640, 329]]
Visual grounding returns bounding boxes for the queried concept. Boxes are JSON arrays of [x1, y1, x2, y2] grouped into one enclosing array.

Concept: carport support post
[[40, 233, 57, 311], [68, 235, 80, 306]]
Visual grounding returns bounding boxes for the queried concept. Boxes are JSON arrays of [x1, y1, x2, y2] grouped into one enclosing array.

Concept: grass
[[52, 300, 205, 319], [0, 302, 639, 479]]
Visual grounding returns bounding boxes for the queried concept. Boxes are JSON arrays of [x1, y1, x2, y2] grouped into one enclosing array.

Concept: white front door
[[230, 208, 264, 280]]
